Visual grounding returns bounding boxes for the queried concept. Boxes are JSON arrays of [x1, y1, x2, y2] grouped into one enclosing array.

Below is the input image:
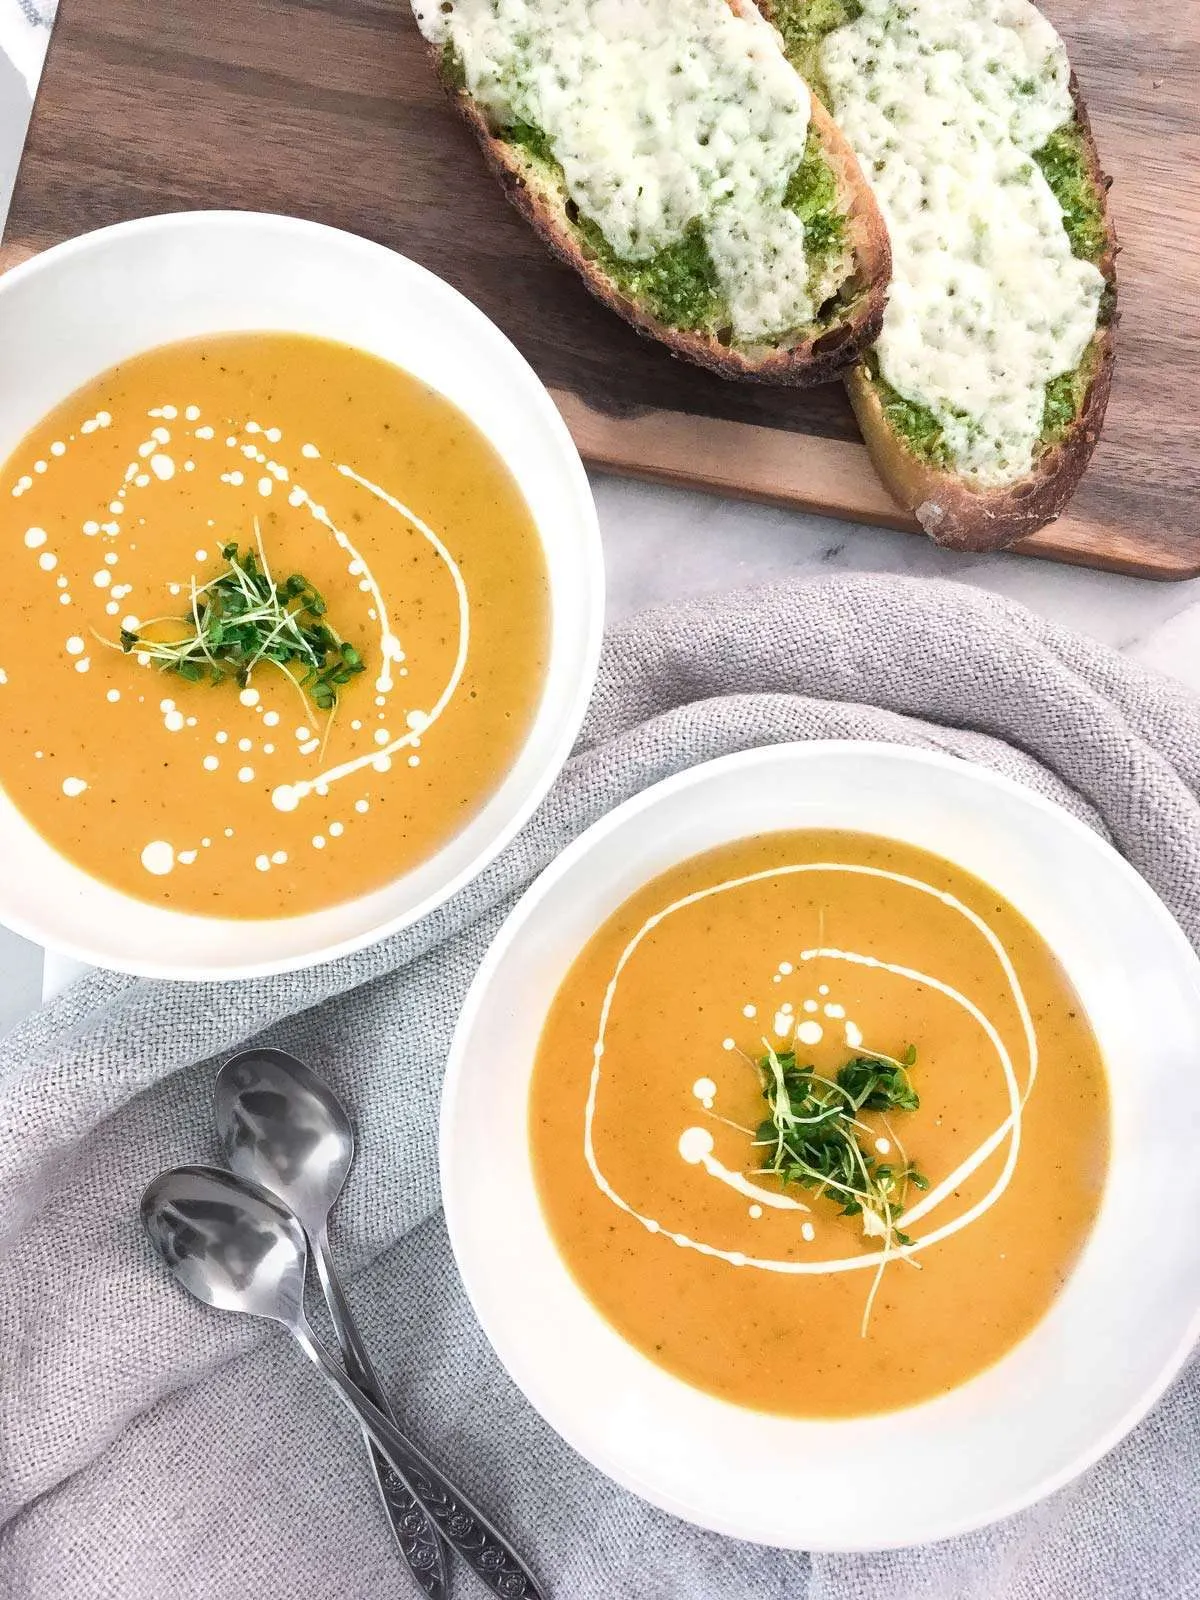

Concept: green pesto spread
[[873, 352, 1093, 475], [577, 216, 726, 333], [1033, 123, 1108, 265], [768, 0, 864, 88], [784, 130, 846, 265], [502, 120, 846, 338]]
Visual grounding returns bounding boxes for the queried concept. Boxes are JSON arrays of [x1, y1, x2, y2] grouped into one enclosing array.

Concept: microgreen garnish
[[116, 534, 366, 712], [754, 1042, 929, 1334]]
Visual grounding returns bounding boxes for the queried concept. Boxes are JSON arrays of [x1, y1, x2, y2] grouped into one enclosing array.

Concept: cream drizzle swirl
[[269, 466, 471, 812], [583, 862, 1038, 1276]]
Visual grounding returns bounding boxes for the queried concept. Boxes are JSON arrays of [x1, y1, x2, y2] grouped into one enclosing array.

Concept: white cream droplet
[[678, 1127, 714, 1165], [61, 777, 87, 798], [141, 841, 175, 876], [149, 453, 175, 481], [845, 1021, 864, 1049], [796, 1020, 823, 1046], [237, 766, 255, 783], [801, 1222, 816, 1243], [38, 552, 57, 571], [23, 527, 46, 549], [65, 636, 84, 656]]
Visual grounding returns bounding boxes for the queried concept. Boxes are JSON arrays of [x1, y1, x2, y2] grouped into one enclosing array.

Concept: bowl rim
[[0, 209, 605, 979], [441, 739, 1200, 1550]]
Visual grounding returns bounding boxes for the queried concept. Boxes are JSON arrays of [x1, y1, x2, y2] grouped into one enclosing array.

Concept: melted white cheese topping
[[414, 0, 819, 339], [820, 0, 1105, 486]]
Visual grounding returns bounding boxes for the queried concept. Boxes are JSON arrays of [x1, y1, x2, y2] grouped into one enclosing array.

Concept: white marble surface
[[2, 473, 1198, 1032]]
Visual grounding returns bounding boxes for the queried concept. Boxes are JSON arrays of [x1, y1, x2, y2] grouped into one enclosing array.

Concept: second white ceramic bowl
[[442, 742, 1200, 1550], [0, 211, 603, 977]]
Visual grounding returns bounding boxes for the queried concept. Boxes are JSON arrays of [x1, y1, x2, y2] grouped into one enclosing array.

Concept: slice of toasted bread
[[765, 3, 1117, 552], [415, 2, 891, 386]]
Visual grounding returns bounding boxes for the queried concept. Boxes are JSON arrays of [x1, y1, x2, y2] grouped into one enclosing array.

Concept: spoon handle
[[312, 1234, 450, 1600], [294, 1319, 543, 1600]]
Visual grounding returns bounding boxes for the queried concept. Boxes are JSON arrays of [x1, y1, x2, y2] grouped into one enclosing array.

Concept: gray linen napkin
[[0, 573, 1196, 1600]]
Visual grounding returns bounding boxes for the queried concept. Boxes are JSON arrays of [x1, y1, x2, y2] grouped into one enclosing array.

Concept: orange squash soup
[[530, 830, 1110, 1418], [0, 334, 548, 916]]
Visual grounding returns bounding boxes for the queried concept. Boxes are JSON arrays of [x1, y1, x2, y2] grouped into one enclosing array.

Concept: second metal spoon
[[214, 1047, 448, 1599], [142, 1165, 542, 1600]]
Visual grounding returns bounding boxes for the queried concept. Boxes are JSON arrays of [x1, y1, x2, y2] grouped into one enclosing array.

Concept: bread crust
[[843, 75, 1118, 552], [427, 9, 891, 386]]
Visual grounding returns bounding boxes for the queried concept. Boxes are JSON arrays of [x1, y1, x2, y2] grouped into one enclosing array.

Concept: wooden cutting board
[[4, 0, 1197, 577]]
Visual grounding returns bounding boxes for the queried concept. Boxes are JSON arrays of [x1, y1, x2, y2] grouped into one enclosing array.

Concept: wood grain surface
[[3, 0, 1197, 576]]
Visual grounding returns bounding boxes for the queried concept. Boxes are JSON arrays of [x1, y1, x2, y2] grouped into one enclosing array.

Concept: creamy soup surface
[[530, 830, 1110, 1418], [0, 334, 549, 916]]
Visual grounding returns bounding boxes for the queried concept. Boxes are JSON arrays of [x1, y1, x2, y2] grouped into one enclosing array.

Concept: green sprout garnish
[[115, 533, 366, 713], [754, 1041, 929, 1334]]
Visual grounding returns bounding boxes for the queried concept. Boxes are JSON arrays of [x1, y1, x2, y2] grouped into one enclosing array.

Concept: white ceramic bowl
[[0, 211, 603, 977], [443, 742, 1200, 1550]]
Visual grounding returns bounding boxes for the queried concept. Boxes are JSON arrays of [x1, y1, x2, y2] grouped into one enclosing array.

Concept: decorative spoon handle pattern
[[314, 1238, 449, 1598], [389, 1459, 539, 1600], [373, 1460, 448, 1596], [298, 1323, 542, 1599]]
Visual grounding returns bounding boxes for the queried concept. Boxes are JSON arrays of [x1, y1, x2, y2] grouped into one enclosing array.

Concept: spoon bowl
[[215, 1048, 354, 1233], [140, 1164, 309, 1326], [213, 1049, 452, 1597]]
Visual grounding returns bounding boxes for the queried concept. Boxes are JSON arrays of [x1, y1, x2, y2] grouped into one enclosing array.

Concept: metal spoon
[[213, 1047, 449, 1600], [141, 1166, 543, 1600]]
